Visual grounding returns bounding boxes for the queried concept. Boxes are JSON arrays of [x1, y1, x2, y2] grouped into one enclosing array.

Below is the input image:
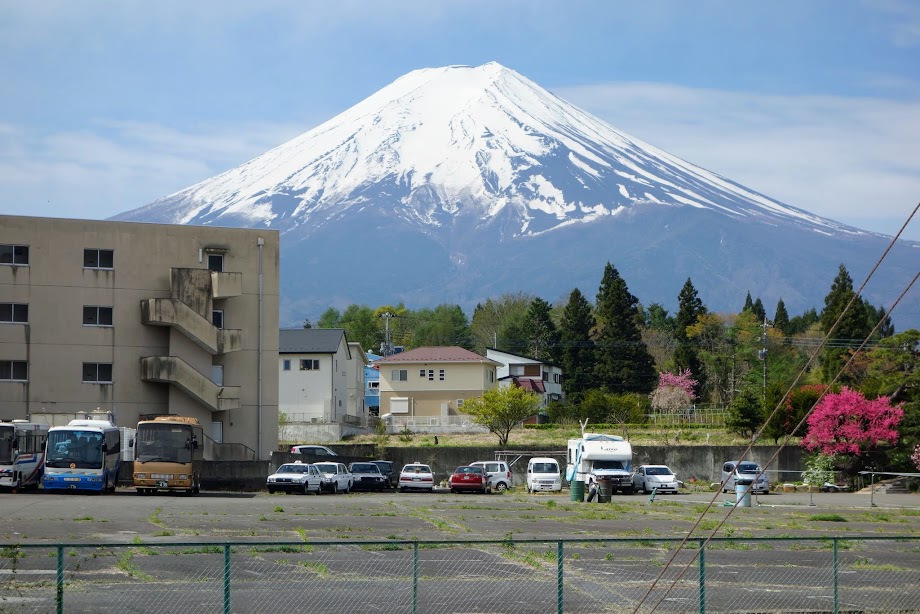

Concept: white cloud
[[555, 82, 920, 240]]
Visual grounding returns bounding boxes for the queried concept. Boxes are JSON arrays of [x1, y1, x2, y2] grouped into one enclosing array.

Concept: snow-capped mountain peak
[[115, 62, 851, 239]]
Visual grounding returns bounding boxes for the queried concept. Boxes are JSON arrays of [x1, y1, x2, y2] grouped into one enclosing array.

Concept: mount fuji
[[114, 62, 919, 327]]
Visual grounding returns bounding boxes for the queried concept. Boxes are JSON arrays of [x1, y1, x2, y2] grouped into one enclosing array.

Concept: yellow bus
[[132, 416, 204, 495]]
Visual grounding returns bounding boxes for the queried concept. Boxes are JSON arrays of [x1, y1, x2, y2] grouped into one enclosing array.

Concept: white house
[[279, 329, 366, 424], [486, 348, 564, 408]]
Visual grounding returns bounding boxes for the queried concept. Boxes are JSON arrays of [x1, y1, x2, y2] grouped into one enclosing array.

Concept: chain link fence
[[0, 536, 916, 613]]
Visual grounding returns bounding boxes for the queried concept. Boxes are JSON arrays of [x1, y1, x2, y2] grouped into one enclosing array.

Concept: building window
[[419, 369, 425, 378], [207, 254, 223, 272], [212, 310, 224, 329], [83, 306, 113, 327], [0, 303, 28, 324], [0, 244, 29, 266], [439, 369, 446, 381], [542, 371, 549, 381], [490, 370, 495, 382], [367, 381, 380, 391], [392, 369, 408, 382], [300, 359, 319, 371], [457, 399, 464, 408], [0, 360, 28, 381], [83, 248, 114, 269], [82, 362, 113, 383], [282, 359, 291, 371], [428, 369, 434, 381]]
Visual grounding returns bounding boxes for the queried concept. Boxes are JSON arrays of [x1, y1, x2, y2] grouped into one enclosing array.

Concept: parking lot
[[1, 487, 918, 613]]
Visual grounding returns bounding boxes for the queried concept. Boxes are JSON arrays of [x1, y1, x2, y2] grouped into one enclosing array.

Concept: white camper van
[[527, 457, 562, 493], [566, 433, 634, 494]]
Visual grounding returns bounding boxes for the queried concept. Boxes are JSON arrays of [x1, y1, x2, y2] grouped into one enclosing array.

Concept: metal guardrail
[[0, 536, 916, 613]]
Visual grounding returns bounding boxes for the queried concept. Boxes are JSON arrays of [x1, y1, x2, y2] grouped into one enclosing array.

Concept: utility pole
[[379, 311, 396, 356], [757, 317, 771, 403]]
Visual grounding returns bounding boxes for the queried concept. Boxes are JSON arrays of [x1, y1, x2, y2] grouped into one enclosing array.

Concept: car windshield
[[737, 463, 761, 473], [277, 464, 310, 474], [351, 463, 380, 473], [403, 465, 430, 473], [532, 463, 557, 473], [454, 466, 482, 475], [314, 463, 337, 473], [646, 467, 672, 476], [593, 460, 626, 470]]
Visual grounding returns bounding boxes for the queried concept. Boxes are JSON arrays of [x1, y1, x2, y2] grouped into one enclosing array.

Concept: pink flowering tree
[[650, 369, 699, 412], [913, 444, 920, 472], [802, 387, 903, 456]]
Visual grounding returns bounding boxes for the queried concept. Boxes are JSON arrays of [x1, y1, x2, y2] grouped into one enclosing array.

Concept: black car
[[348, 462, 388, 491], [371, 460, 397, 488]]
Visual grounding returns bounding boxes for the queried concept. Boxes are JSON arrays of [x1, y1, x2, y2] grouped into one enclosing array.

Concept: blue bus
[[43, 420, 121, 493]]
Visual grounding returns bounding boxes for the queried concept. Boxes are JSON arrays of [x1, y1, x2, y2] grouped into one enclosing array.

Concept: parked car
[[266, 461, 322, 495], [290, 444, 338, 457], [449, 465, 490, 494], [526, 457, 563, 493], [721, 460, 769, 494], [632, 465, 679, 494], [469, 460, 512, 491], [371, 460, 397, 487], [314, 462, 353, 494], [348, 462, 388, 492], [398, 462, 435, 492]]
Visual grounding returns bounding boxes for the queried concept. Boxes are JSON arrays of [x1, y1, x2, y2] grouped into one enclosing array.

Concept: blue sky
[[2, 1, 919, 239]]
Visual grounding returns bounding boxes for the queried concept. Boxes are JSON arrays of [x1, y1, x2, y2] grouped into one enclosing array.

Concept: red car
[[449, 465, 491, 494]]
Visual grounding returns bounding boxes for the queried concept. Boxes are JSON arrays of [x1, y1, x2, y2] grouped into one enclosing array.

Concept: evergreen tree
[[413, 304, 473, 349], [726, 385, 764, 439], [592, 263, 656, 394], [820, 264, 870, 381], [752, 298, 767, 323], [773, 299, 790, 335], [673, 278, 706, 394], [742, 291, 754, 313], [559, 288, 595, 402], [524, 297, 560, 364], [469, 293, 533, 354], [787, 307, 819, 335]]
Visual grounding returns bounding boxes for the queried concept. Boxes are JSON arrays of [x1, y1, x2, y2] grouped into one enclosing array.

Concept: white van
[[527, 457, 562, 493]]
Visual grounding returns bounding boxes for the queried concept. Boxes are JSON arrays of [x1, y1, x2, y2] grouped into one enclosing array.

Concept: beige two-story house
[[376, 346, 501, 424]]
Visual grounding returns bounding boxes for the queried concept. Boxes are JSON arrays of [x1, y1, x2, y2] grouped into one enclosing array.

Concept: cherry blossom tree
[[802, 387, 903, 456], [650, 369, 698, 412]]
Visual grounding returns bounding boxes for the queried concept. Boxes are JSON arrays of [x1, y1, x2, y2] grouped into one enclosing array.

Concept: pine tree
[[773, 299, 789, 335], [742, 291, 754, 313], [673, 278, 706, 395], [525, 297, 560, 364], [559, 288, 595, 402], [593, 263, 656, 394], [752, 298, 767, 323], [820, 264, 870, 381]]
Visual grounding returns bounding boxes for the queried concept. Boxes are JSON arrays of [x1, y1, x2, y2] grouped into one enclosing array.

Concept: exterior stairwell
[[141, 298, 241, 354], [140, 356, 240, 412]]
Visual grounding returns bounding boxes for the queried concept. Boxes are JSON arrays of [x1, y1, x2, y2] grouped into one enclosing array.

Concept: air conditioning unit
[[310, 418, 318, 424]]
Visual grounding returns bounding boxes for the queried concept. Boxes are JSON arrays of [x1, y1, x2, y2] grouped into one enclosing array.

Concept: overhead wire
[[631, 201, 919, 614]]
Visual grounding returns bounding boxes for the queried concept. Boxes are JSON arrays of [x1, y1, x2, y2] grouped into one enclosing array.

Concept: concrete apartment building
[[0, 215, 280, 459]]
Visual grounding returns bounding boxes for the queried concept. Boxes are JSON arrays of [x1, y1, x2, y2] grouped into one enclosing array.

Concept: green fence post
[[56, 545, 64, 614], [698, 538, 706, 614], [557, 541, 564, 614], [223, 544, 231, 614], [413, 541, 419, 614], [833, 538, 839, 614]]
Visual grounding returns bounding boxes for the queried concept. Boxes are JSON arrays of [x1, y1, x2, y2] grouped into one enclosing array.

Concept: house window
[[439, 369, 445, 381], [300, 359, 319, 371], [0, 360, 28, 381], [392, 369, 408, 382], [428, 369, 434, 381], [282, 359, 291, 371], [419, 369, 426, 378], [542, 371, 549, 381], [457, 399, 464, 408], [82, 362, 113, 383], [0, 244, 29, 266], [0, 303, 28, 324], [207, 254, 223, 272], [490, 370, 495, 382], [212, 310, 224, 329], [83, 248, 114, 269], [83, 306, 114, 327]]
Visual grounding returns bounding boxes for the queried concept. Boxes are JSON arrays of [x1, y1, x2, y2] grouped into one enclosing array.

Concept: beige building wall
[[379, 361, 498, 418], [0, 215, 280, 459]]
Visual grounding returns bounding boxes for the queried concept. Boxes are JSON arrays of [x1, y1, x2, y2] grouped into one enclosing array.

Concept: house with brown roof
[[376, 346, 501, 426], [486, 348, 565, 409]]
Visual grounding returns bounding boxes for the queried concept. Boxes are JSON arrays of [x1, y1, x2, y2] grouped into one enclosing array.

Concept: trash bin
[[570, 480, 585, 502], [735, 479, 752, 507], [596, 477, 613, 503]]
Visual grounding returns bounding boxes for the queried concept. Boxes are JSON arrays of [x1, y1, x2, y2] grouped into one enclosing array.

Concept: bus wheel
[[11, 474, 21, 493], [193, 476, 201, 495]]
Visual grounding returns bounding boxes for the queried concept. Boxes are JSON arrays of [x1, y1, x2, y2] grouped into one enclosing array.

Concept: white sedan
[[313, 462, 353, 494], [266, 461, 322, 495], [632, 465, 680, 494], [398, 463, 435, 492]]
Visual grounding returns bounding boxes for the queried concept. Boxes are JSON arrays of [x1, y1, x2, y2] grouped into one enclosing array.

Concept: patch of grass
[[116, 551, 154, 582], [297, 561, 329, 576], [851, 557, 905, 571], [173, 546, 224, 555], [147, 507, 165, 528], [295, 527, 308, 541], [153, 530, 174, 537], [74, 516, 94, 522], [362, 543, 404, 551], [546, 500, 557, 509], [807, 514, 847, 522], [273, 506, 285, 513], [258, 514, 269, 522], [250, 545, 310, 554]]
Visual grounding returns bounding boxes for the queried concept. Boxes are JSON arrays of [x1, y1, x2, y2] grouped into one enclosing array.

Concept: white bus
[[43, 420, 121, 493], [0, 420, 50, 492]]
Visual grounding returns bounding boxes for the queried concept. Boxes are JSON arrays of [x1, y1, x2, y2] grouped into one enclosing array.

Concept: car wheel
[[267, 488, 275, 494], [343, 483, 350, 494], [495, 481, 508, 492], [331, 483, 338, 495]]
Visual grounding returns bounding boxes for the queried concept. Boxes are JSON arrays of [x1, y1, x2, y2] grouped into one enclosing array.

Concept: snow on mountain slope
[[114, 62, 859, 239]]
